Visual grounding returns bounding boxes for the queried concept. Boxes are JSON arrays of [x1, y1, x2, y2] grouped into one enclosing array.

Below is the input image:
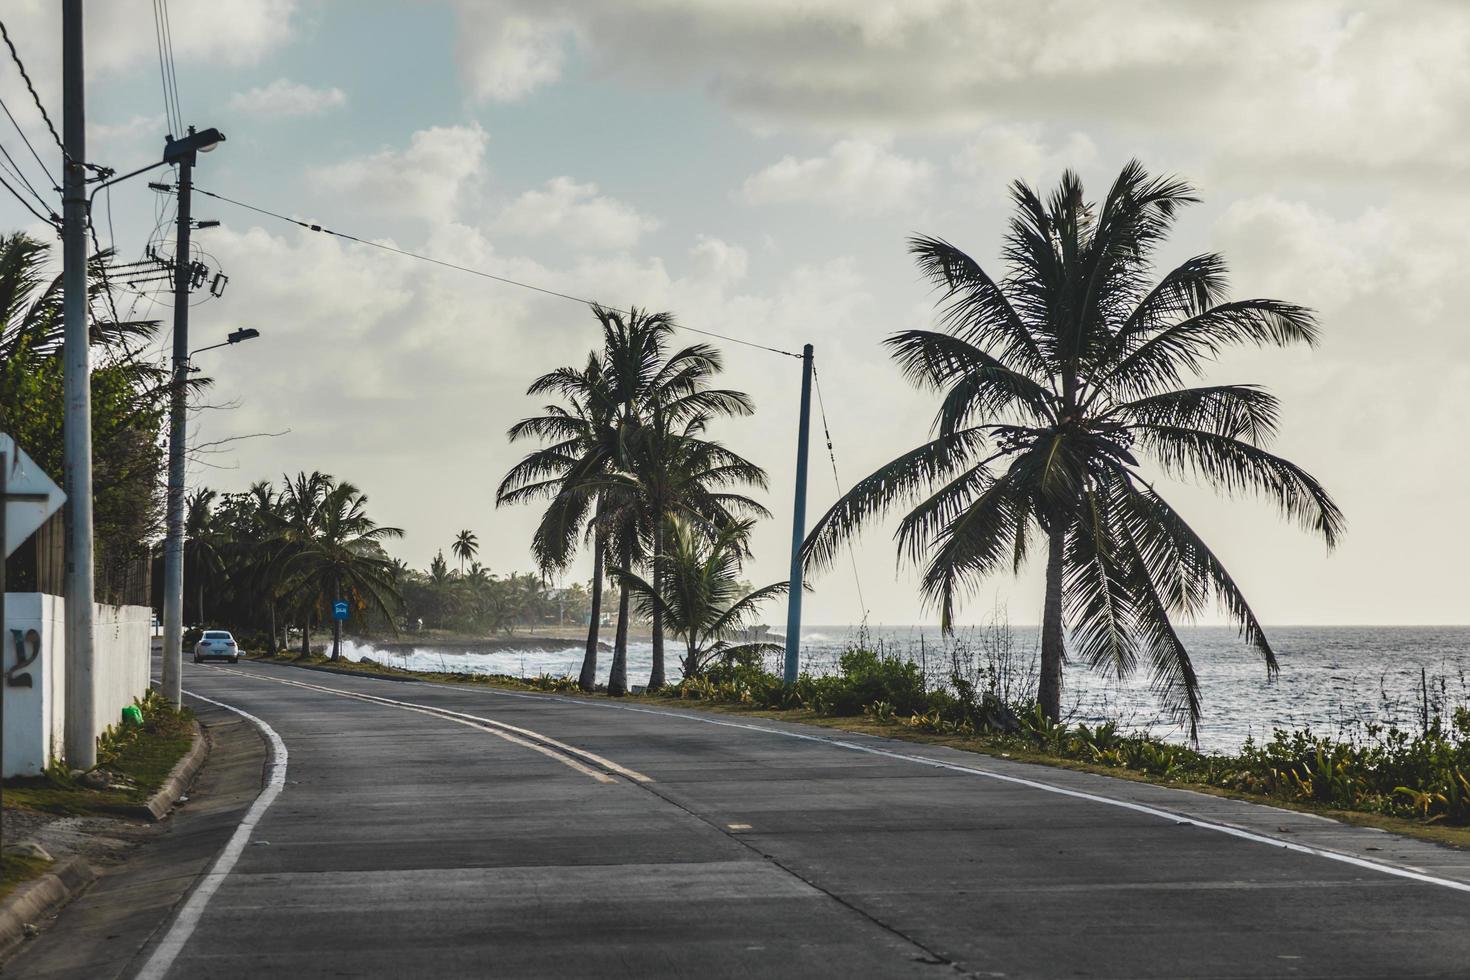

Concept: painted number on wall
[[6, 629, 40, 688]]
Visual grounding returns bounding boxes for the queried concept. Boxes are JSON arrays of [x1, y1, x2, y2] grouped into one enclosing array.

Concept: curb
[[119, 721, 208, 822], [248, 659, 422, 683], [0, 856, 96, 959]]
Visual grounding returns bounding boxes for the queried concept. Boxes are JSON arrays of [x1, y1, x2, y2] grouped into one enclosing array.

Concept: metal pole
[[61, 0, 97, 770], [2, 445, 9, 852], [783, 344, 814, 685], [160, 150, 193, 705]]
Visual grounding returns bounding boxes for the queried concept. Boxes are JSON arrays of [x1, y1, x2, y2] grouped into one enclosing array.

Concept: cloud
[[494, 177, 659, 250], [453, 2, 576, 102], [448, 1, 1470, 179], [740, 139, 932, 213], [309, 124, 489, 224], [229, 79, 347, 118], [951, 124, 1099, 192]]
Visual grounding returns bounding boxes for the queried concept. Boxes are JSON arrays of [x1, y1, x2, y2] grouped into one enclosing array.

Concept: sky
[[1, 0, 1466, 628]]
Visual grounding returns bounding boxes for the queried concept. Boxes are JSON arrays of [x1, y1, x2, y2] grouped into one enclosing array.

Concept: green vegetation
[[0, 852, 53, 900], [613, 517, 787, 679], [3, 691, 195, 815], [498, 305, 769, 695], [0, 232, 182, 602], [801, 163, 1342, 736]]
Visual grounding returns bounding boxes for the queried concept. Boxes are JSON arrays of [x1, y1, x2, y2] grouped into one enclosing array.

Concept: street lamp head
[[163, 126, 226, 164], [227, 328, 260, 345]]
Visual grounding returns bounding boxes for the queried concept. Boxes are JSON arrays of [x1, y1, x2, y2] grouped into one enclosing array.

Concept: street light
[[190, 327, 261, 359]]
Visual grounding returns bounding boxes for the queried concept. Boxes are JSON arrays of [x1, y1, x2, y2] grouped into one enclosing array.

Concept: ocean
[[338, 625, 1470, 754]]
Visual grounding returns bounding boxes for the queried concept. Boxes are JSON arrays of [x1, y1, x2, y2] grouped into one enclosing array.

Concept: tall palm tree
[[802, 162, 1343, 736], [500, 353, 615, 690], [610, 410, 769, 689], [272, 471, 333, 656], [288, 480, 404, 661], [451, 530, 478, 573], [183, 488, 224, 624], [614, 518, 787, 679], [500, 305, 762, 693]]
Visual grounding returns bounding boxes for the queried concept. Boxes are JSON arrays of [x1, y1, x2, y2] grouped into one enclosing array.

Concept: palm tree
[[274, 471, 333, 657], [452, 530, 478, 573], [500, 353, 616, 690], [615, 518, 787, 679], [183, 488, 224, 624], [288, 479, 404, 661], [500, 305, 761, 693], [802, 162, 1343, 736], [610, 410, 769, 690]]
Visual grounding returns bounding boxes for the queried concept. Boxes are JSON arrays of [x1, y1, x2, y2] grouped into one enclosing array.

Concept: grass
[[247, 648, 1470, 849], [1, 691, 196, 816], [0, 852, 53, 901]]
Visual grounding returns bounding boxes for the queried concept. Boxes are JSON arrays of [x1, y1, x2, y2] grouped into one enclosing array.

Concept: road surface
[[11, 658, 1470, 979]]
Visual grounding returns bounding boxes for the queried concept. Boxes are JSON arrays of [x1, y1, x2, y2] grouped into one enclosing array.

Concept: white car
[[194, 630, 240, 664]]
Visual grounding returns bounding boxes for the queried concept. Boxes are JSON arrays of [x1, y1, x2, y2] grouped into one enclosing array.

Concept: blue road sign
[[333, 600, 349, 621]]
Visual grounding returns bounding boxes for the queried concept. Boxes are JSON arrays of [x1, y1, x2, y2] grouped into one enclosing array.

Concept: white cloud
[[495, 177, 659, 250], [449, 1, 1470, 178], [309, 124, 489, 224], [229, 79, 347, 118], [740, 139, 932, 213], [453, 2, 576, 102], [952, 124, 1098, 191]]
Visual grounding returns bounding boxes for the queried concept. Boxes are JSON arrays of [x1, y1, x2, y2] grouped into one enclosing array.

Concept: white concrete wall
[[2, 594, 153, 777], [93, 603, 152, 742], [3, 593, 65, 777]]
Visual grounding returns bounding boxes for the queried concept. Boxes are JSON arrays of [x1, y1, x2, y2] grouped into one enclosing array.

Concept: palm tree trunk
[[608, 542, 631, 696], [267, 603, 278, 656], [578, 505, 604, 692], [300, 615, 311, 658], [1039, 522, 1066, 722], [648, 521, 665, 691]]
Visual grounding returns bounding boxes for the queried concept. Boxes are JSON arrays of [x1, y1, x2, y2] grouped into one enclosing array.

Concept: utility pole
[[61, 0, 97, 769], [159, 144, 194, 706], [157, 127, 225, 705], [783, 344, 814, 685]]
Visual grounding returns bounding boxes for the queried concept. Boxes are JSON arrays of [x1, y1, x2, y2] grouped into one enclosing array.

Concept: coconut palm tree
[[451, 530, 478, 573], [183, 489, 224, 624], [500, 353, 616, 689], [610, 410, 769, 689], [288, 479, 404, 661], [273, 471, 333, 656], [614, 518, 787, 679], [500, 304, 762, 694], [802, 162, 1343, 736]]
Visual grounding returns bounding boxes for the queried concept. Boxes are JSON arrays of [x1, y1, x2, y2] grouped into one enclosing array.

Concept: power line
[[193, 185, 805, 360], [0, 138, 51, 213], [0, 19, 62, 157], [812, 363, 868, 620], [0, 169, 58, 228], [0, 95, 58, 191]]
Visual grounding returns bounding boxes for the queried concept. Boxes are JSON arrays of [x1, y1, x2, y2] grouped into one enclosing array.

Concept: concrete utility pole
[[158, 125, 225, 705], [159, 145, 194, 706], [783, 344, 814, 685], [61, 0, 97, 769]]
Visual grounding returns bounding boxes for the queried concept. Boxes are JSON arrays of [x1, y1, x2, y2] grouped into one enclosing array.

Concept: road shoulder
[[2, 702, 268, 979]]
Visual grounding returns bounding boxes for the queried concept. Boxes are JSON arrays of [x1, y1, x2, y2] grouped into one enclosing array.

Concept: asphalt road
[[12, 658, 1470, 979]]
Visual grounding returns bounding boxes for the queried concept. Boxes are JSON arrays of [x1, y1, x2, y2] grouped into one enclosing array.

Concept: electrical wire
[[151, 0, 181, 134], [0, 95, 58, 191], [0, 19, 63, 158], [0, 170, 58, 228], [193, 185, 805, 360], [812, 363, 868, 620], [0, 139, 52, 215]]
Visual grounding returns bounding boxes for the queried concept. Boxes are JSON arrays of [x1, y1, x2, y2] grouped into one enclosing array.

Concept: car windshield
[[203, 631, 232, 640]]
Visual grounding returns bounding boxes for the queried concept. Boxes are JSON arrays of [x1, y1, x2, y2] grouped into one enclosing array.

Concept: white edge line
[[134, 691, 289, 980], [396, 674, 1470, 896]]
